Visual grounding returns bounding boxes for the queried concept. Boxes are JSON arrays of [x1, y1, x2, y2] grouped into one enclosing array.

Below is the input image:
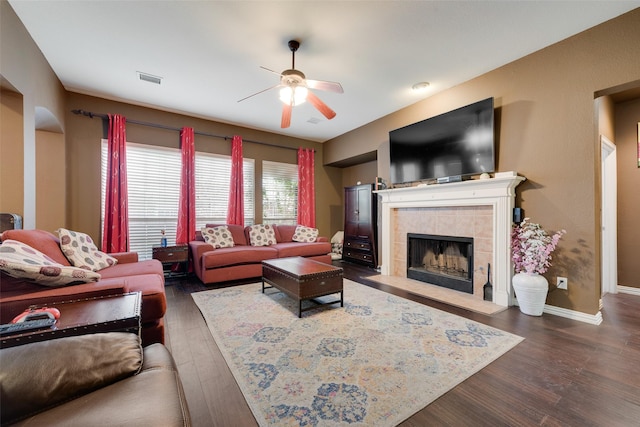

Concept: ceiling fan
[[238, 40, 344, 129]]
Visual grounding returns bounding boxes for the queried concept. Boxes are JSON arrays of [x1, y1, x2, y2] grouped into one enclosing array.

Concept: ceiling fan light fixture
[[279, 85, 308, 106]]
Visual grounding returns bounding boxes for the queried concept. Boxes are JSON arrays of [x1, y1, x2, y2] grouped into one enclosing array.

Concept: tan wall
[[0, 90, 24, 216], [35, 130, 66, 232], [324, 9, 640, 315], [1, 0, 66, 228], [65, 92, 344, 240], [597, 96, 615, 142], [615, 98, 640, 288], [341, 161, 377, 190]]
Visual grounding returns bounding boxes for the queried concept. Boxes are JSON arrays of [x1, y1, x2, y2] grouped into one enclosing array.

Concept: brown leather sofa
[[190, 224, 332, 285], [0, 229, 166, 345], [0, 332, 191, 426]]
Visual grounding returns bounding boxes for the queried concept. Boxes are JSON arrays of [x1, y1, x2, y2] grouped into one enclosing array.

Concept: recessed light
[[411, 82, 430, 92]]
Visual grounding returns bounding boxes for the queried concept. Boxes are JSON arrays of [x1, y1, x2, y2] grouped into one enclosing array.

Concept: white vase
[[512, 273, 548, 316]]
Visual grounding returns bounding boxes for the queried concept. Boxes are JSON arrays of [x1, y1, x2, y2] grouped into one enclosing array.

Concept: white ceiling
[[9, 1, 640, 142]]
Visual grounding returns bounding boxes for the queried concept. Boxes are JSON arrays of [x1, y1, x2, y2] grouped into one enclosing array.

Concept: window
[[195, 152, 254, 229], [102, 141, 254, 260], [262, 160, 298, 225]]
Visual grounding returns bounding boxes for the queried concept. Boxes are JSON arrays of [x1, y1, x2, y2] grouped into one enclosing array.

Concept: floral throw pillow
[[201, 226, 235, 249], [248, 224, 277, 247], [0, 240, 101, 287], [57, 228, 118, 271], [292, 225, 319, 243]]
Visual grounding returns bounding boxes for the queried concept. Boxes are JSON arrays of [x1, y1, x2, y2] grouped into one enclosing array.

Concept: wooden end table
[[152, 245, 189, 277], [0, 292, 141, 348], [262, 257, 344, 317]]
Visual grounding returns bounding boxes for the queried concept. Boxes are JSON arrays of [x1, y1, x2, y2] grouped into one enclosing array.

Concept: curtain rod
[[71, 109, 312, 152]]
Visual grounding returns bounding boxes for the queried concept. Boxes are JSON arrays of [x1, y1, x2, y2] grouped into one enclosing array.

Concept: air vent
[[307, 117, 322, 124], [137, 71, 162, 85]]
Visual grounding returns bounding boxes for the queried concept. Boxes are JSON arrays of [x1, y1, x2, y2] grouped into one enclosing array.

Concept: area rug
[[192, 280, 523, 426]]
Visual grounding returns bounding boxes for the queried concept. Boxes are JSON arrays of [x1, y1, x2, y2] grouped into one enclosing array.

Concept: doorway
[[601, 135, 617, 296]]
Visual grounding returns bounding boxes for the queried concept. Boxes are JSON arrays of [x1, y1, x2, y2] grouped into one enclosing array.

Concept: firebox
[[406, 233, 474, 294]]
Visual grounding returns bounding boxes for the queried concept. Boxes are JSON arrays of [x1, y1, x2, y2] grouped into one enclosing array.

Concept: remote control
[[0, 318, 56, 336]]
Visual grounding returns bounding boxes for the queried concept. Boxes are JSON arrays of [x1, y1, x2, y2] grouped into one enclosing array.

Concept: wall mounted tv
[[389, 97, 495, 185]]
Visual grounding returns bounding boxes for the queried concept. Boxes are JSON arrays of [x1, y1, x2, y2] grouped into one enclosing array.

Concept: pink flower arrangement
[[511, 218, 566, 274]]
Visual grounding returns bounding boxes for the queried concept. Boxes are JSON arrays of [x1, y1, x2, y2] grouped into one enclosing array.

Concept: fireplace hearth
[[407, 233, 474, 294]]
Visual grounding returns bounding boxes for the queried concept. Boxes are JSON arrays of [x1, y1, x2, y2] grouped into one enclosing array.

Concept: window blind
[[195, 152, 255, 229], [102, 141, 255, 260], [262, 160, 298, 225]]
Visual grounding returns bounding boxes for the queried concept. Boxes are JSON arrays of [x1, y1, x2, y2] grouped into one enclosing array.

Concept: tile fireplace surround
[[376, 173, 526, 307]]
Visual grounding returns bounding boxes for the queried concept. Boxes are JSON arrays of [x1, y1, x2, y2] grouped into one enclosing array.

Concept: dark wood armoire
[[342, 184, 378, 267]]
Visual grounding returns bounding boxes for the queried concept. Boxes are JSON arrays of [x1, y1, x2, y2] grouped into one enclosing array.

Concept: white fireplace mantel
[[376, 173, 526, 307]]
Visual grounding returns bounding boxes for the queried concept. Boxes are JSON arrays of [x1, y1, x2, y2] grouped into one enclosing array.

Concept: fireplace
[[407, 233, 474, 294], [376, 173, 525, 306]]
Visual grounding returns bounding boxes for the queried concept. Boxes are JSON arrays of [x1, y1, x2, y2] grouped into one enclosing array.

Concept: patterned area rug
[[192, 280, 523, 426]]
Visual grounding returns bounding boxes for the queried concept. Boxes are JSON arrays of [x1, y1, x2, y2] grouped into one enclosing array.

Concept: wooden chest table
[[1, 292, 141, 348], [262, 257, 344, 317]]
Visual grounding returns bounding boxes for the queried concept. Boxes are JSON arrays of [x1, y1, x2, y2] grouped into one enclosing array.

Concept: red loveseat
[[0, 229, 166, 345], [189, 224, 332, 285]]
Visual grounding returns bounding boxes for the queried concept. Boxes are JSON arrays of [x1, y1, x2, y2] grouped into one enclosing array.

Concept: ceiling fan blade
[[237, 83, 281, 103], [306, 91, 336, 120], [281, 103, 292, 128], [306, 79, 344, 94], [260, 66, 283, 76]]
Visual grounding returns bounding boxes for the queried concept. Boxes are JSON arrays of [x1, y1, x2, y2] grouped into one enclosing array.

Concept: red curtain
[[176, 127, 196, 244], [226, 135, 244, 226], [102, 114, 129, 253], [297, 147, 315, 227]]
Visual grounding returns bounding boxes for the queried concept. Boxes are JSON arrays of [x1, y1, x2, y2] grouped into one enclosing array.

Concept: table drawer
[[152, 246, 189, 263]]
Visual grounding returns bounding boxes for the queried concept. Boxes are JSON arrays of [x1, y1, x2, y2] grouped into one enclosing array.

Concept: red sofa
[[190, 224, 332, 285], [0, 229, 166, 345]]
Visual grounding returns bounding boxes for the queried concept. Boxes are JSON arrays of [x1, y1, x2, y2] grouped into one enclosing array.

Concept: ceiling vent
[[137, 71, 162, 85]]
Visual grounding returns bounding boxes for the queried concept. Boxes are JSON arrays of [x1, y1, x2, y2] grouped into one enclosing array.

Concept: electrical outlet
[[556, 276, 568, 290]]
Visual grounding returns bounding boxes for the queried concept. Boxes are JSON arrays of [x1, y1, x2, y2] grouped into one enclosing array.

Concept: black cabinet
[[343, 184, 377, 267]]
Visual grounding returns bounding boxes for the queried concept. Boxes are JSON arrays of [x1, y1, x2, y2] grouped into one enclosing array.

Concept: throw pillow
[[0, 240, 101, 287], [57, 228, 118, 271], [292, 225, 319, 243], [248, 224, 277, 246], [201, 226, 235, 249]]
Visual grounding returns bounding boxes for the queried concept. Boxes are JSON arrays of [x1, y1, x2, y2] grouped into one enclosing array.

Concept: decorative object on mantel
[[511, 218, 566, 316]]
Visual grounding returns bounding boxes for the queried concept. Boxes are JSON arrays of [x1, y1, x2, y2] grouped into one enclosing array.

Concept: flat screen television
[[389, 97, 495, 185]]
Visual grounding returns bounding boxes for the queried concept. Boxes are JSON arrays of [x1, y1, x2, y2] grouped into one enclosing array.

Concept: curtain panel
[[297, 148, 315, 227], [102, 114, 130, 253], [176, 127, 196, 244], [226, 135, 244, 226]]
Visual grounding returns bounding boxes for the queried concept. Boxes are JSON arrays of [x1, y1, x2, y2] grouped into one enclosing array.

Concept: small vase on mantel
[[512, 273, 548, 316]]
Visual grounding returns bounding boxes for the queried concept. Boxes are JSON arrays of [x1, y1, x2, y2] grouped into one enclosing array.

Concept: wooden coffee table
[[262, 257, 344, 317], [0, 292, 141, 348]]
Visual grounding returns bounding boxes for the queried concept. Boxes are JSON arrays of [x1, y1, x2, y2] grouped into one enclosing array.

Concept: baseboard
[[543, 304, 603, 325], [618, 285, 640, 296], [513, 300, 603, 325]]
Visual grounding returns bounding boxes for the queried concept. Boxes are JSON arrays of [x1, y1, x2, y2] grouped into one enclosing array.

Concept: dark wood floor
[[163, 262, 640, 426]]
